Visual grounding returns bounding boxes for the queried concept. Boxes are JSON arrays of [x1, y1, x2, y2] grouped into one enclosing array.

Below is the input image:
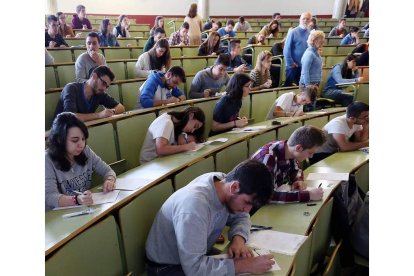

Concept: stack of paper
[[53, 190, 120, 210], [247, 230, 307, 255]]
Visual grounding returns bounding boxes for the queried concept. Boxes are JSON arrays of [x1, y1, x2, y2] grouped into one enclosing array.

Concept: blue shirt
[[323, 64, 359, 92], [98, 32, 120, 47], [218, 27, 235, 37], [283, 26, 310, 67], [299, 47, 322, 85], [340, 34, 355, 45]]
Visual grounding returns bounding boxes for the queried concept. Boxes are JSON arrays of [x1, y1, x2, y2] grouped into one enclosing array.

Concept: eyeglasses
[[98, 76, 110, 88]]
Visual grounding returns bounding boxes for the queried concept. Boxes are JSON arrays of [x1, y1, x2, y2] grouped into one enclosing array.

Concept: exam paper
[[306, 172, 349, 181], [53, 190, 120, 210], [204, 138, 229, 145], [247, 230, 307, 255], [306, 111, 327, 115], [227, 126, 267, 134]]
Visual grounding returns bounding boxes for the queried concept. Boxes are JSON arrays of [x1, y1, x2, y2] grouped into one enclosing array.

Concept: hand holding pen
[[70, 189, 93, 206], [250, 225, 273, 232]]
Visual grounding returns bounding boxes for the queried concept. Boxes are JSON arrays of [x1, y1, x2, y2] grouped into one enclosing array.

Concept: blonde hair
[[307, 30, 325, 47], [254, 50, 272, 75]]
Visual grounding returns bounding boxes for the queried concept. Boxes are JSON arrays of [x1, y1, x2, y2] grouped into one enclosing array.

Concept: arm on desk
[[155, 137, 195, 156], [333, 133, 368, 152]]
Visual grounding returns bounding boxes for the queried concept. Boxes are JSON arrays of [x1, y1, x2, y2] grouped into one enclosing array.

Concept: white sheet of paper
[[227, 125, 267, 134], [204, 138, 229, 145], [247, 230, 307, 255], [306, 111, 327, 115], [53, 190, 120, 210], [210, 250, 281, 274], [306, 172, 349, 181], [115, 177, 153, 191], [188, 143, 205, 152]]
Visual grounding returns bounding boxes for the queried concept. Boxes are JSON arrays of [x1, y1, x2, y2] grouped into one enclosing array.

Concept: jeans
[[284, 66, 301, 87], [146, 258, 185, 276], [323, 89, 353, 107]]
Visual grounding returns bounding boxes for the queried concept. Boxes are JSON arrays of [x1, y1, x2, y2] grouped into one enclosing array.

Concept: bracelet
[[72, 195, 80, 205]]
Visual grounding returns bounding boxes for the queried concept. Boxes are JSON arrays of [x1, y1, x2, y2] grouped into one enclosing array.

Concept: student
[[75, 32, 107, 82], [251, 125, 326, 203], [217, 20, 236, 39], [225, 39, 251, 73], [328, 18, 348, 38], [145, 159, 275, 275], [136, 66, 186, 109], [308, 17, 318, 31], [45, 15, 69, 48], [272, 12, 282, 29], [210, 73, 251, 136], [299, 30, 325, 87], [168, 22, 190, 46], [271, 27, 294, 56], [143, 27, 167, 52], [189, 54, 230, 99], [265, 85, 317, 120], [322, 54, 364, 106], [45, 112, 116, 211], [54, 66, 125, 122], [56, 12, 79, 38], [259, 19, 280, 38], [198, 31, 221, 56], [113, 15, 131, 38], [135, 38, 171, 78], [71, 4, 92, 30], [311, 101, 369, 164], [340, 26, 360, 45], [233, 16, 253, 32], [247, 32, 266, 45], [149, 16, 165, 37], [283, 12, 312, 87], [250, 51, 272, 91], [140, 107, 206, 163], [98, 19, 119, 47], [184, 3, 203, 45]]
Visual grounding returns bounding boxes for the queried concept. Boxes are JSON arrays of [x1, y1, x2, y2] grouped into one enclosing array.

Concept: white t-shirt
[[140, 113, 176, 163], [318, 114, 363, 153], [266, 92, 303, 120]]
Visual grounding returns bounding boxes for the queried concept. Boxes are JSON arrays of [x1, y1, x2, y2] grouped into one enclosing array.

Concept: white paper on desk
[[187, 143, 205, 152], [306, 111, 327, 115], [306, 172, 349, 181], [115, 177, 153, 190], [52, 190, 120, 210], [204, 138, 228, 145], [227, 125, 267, 134], [210, 251, 281, 274], [247, 230, 307, 255]]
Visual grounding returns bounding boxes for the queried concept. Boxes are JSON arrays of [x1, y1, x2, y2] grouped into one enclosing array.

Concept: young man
[[189, 54, 230, 99], [283, 11, 312, 87], [310, 101, 369, 164], [70, 4, 92, 30], [136, 66, 186, 109], [144, 28, 166, 52], [53, 66, 125, 123], [251, 125, 326, 203], [45, 15, 69, 48], [168, 22, 190, 46], [218, 20, 236, 38], [225, 39, 251, 73], [340, 27, 360, 45], [75, 32, 107, 82], [266, 85, 317, 120], [145, 159, 275, 276], [328, 18, 348, 38], [233, 16, 253, 32]]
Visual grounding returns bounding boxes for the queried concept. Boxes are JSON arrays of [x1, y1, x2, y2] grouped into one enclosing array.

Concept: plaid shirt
[[251, 140, 310, 203], [168, 31, 190, 46]]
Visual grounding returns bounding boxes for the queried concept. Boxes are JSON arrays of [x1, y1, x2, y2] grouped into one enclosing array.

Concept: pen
[[62, 208, 96, 219], [67, 189, 83, 195], [318, 183, 322, 188], [251, 227, 272, 232]]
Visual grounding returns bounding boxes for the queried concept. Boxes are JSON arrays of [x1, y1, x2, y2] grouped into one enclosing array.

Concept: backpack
[[350, 191, 369, 258]]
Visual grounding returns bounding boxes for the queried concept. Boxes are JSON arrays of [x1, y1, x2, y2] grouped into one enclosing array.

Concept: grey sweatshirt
[[145, 172, 251, 276], [75, 52, 107, 82], [189, 68, 229, 99], [45, 145, 115, 211]]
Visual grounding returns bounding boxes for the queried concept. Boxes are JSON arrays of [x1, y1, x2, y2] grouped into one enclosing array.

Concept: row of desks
[[45, 108, 358, 264]]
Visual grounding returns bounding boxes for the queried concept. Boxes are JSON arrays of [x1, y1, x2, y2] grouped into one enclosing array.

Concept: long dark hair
[[265, 19, 280, 37], [226, 73, 252, 100], [100, 19, 111, 36], [199, 31, 220, 55], [187, 3, 198, 18], [47, 112, 89, 171], [148, 38, 171, 70], [116, 15, 127, 28], [341, 54, 358, 79], [168, 107, 206, 142]]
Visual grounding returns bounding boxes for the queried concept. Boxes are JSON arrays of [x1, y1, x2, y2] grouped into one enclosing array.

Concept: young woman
[[149, 16, 165, 37], [266, 85, 318, 119], [113, 15, 131, 38], [299, 30, 325, 87], [259, 19, 280, 38], [98, 19, 120, 47], [140, 107, 206, 163], [210, 73, 252, 136], [56, 12, 78, 38], [45, 112, 116, 211], [135, 38, 171, 78], [184, 3, 203, 45], [197, 31, 221, 56], [322, 54, 364, 106], [250, 51, 272, 91], [247, 32, 266, 45]]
